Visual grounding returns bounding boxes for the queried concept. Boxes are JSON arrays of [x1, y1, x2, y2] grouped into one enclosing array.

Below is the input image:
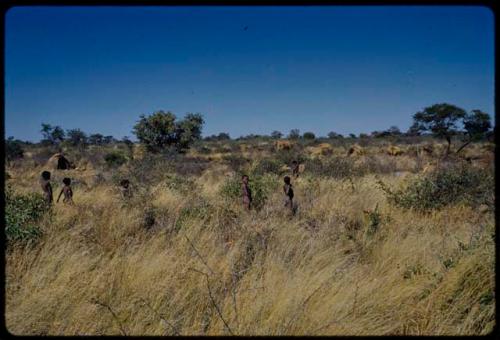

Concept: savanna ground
[[5, 136, 496, 335]]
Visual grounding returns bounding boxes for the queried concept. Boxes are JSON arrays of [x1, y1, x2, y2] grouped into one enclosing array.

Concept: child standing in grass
[[283, 176, 295, 215], [57, 177, 74, 204], [119, 179, 133, 199], [40, 171, 53, 205], [241, 175, 252, 210]]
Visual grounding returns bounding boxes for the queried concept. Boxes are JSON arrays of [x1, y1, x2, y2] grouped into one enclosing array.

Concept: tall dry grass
[[5, 145, 495, 335]]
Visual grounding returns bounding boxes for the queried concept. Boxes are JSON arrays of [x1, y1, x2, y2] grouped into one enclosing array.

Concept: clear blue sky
[[5, 6, 494, 141]]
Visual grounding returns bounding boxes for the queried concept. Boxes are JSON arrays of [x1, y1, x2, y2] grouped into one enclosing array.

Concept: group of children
[[39, 171, 132, 205], [39, 170, 74, 205], [39, 160, 302, 214]]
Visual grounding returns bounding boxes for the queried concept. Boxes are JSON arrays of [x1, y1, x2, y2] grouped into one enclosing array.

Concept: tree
[[387, 126, 402, 136], [303, 132, 316, 140], [103, 135, 115, 144], [288, 129, 300, 140], [349, 133, 357, 139], [412, 103, 467, 155], [217, 132, 231, 140], [271, 130, 283, 139], [456, 110, 492, 154], [175, 113, 205, 151], [132, 110, 204, 153], [359, 133, 369, 139], [406, 122, 421, 136], [40, 123, 65, 145], [328, 131, 343, 139], [66, 129, 88, 147], [89, 133, 104, 145]]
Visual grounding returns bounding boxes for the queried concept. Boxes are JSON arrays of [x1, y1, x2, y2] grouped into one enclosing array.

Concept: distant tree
[[271, 130, 283, 139], [348, 133, 357, 139], [387, 125, 402, 136], [40, 123, 65, 145], [132, 110, 204, 153], [412, 103, 467, 155], [5, 137, 24, 163], [217, 132, 231, 140], [456, 110, 492, 154], [288, 129, 300, 140], [328, 131, 343, 139], [66, 129, 88, 147], [89, 133, 104, 145], [359, 133, 369, 139], [302, 132, 316, 140], [103, 135, 115, 144]]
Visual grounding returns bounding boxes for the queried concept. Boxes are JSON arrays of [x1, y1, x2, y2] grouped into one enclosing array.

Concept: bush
[[219, 174, 278, 210], [104, 151, 128, 168], [379, 164, 494, 212], [5, 137, 24, 163], [5, 186, 46, 244]]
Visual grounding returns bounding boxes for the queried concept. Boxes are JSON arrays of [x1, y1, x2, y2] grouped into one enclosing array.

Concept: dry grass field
[[5, 138, 495, 335]]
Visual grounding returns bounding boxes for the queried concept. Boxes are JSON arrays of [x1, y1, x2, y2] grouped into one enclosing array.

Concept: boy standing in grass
[[241, 175, 252, 210], [57, 177, 74, 204], [40, 171, 53, 205], [119, 179, 133, 199], [283, 176, 296, 215]]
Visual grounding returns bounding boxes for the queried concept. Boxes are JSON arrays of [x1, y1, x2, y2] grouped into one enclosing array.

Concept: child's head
[[41, 171, 51, 180], [284, 176, 291, 184], [242, 175, 249, 184], [120, 179, 130, 188], [63, 177, 71, 186]]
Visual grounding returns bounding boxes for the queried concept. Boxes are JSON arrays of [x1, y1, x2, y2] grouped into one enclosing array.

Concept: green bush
[[5, 137, 24, 163], [5, 186, 46, 244], [104, 151, 128, 168], [379, 164, 494, 212], [219, 174, 278, 210]]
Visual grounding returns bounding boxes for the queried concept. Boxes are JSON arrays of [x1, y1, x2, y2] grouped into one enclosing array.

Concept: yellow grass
[[5, 146, 495, 336]]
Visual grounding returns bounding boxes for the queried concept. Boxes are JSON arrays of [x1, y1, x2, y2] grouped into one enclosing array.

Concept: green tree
[[89, 133, 104, 145], [412, 103, 467, 155], [328, 131, 343, 139], [132, 110, 204, 153], [303, 131, 316, 140], [456, 110, 492, 154], [271, 130, 283, 139], [40, 123, 65, 145], [66, 129, 88, 148], [288, 129, 300, 140]]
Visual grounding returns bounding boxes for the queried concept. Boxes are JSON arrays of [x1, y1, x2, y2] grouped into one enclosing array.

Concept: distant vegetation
[[4, 102, 495, 335]]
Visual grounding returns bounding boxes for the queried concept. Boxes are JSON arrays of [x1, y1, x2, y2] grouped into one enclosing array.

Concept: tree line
[[5, 103, 493, 162]]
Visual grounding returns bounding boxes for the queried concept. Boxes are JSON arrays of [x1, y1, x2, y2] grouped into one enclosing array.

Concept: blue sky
[[5, 6, 494, 141]]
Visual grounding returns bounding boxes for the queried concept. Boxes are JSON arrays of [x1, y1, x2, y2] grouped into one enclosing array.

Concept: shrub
[[5, 137, 24, 163], [219, 174, 278, 210], [379, 164, 494, 212], [104, 151, 128, 168], [5, 186, 46, 244]]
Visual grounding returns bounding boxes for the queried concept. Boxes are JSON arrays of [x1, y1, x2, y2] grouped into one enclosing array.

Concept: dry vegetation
[[5, 138, 495, 335]]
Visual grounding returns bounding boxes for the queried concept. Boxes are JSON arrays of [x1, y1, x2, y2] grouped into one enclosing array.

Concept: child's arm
[[57, 188, 64, 203]]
